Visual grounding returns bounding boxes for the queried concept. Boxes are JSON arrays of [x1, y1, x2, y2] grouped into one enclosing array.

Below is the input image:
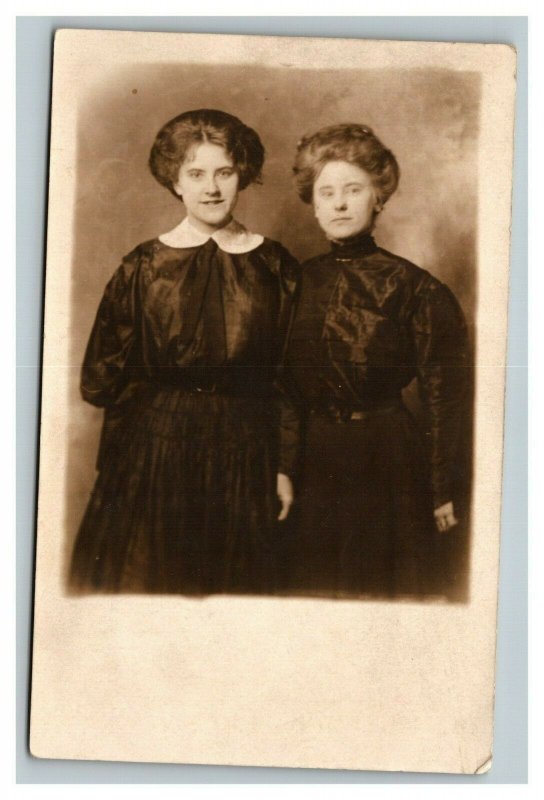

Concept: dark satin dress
[[69, 236, 299, 594], [285, 232, 469, 598]]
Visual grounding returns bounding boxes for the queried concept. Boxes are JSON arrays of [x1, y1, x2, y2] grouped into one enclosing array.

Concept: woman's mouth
[[201, 200, 224, 205]]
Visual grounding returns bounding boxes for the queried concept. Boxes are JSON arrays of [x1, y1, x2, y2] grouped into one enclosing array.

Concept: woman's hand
[[433, 501, 458, 533], [277, 473, 294, 521]]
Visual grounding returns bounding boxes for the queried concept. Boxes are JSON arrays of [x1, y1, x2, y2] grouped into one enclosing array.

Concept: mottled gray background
[[17, 16, 527, 784], [68, 63, 479, 581]]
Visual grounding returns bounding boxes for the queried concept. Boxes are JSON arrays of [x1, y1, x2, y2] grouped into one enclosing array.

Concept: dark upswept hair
[[293, 123, 400, 205], [149, 109, 265, 198]]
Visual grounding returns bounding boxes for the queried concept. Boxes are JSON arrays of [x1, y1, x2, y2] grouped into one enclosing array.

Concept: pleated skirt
[[69, 386, 280, 595]]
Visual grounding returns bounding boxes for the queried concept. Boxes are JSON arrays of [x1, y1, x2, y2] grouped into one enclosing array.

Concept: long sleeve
[[81, 257, 139, 408], [81, 255, 141, 472], [411, 276, 470, 509], [276, 385, 301, 477], [274, 244, 301, 477]]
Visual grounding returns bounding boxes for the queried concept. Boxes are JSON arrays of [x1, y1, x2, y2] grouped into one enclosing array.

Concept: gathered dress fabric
[[69, 228, 299, 595], [285, 232, 469, 598]]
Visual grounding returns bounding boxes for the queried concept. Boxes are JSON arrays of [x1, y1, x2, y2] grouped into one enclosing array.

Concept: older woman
[[286, 123, 469, 598], [69, 109, 298, 595]]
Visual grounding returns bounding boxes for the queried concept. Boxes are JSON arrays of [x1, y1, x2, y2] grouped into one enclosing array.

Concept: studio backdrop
[[67, 58, 478, 598]]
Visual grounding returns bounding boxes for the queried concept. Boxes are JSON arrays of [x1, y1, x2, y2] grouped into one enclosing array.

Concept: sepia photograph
[[66, 44, 476, 602], [29, 28, 516, 772]]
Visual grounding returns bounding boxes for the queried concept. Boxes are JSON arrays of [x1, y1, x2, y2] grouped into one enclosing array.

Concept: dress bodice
[[81, 235, 299, 405], [286, 234, 469, 506]]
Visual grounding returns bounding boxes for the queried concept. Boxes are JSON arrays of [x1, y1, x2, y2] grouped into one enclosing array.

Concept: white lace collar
[[159, 217, 264, 254]]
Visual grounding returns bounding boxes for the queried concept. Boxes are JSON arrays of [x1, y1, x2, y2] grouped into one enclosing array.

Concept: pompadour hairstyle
[[149, 109, 265, 198], [293, 123, 400, 205]]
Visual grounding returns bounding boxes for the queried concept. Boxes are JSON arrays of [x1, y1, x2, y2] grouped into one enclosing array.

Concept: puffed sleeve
[[411, 276, 470, 509], [273, 243, 300, 354], [81, 256, 139, 408], [81, 253, 143, 472], [271, 244, 301, 478]]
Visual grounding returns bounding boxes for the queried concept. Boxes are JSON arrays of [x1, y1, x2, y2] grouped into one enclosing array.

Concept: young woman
[[286, 123, 469, 597], [69, 109, 299, 595]]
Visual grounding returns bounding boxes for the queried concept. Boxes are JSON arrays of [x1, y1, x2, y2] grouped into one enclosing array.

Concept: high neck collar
[[159, 217, 264, 253], [329, 231, 378, 259]]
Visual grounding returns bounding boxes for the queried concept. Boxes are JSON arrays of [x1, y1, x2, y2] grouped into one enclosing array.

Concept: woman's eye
[[187, 171, 203, 179], [218, 170, 234, 178], [349, 186, 362, 194]]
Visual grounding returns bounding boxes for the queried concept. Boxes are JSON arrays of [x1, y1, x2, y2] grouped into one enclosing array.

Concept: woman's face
[[174, 141, 240, 233], [312, 160, 381, 241]]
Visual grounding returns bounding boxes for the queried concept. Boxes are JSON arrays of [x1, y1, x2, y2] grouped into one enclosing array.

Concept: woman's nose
[[334, 195, 348, 210], [205, 176, 220, 195]]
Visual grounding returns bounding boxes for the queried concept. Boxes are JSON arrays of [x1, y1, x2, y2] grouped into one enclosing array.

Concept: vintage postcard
[[29, 28, 516, 772]]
